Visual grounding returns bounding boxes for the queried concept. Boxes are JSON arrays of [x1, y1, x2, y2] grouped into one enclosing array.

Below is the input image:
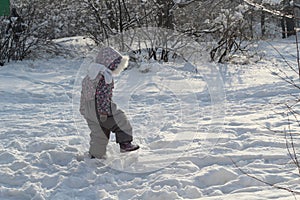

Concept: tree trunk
[[294, 0, 300, 28], [156, 0, 175, 29], [261, 11, 266, 38], [281, 17, 287, 38], [286, 17, 295, 37]]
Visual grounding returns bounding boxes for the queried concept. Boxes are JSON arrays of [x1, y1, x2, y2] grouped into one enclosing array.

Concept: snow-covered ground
[[1, 38, 300, 200]]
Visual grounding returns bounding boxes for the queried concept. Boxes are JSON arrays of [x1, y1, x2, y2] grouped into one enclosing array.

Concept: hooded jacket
[[80, 47, 129, 116]]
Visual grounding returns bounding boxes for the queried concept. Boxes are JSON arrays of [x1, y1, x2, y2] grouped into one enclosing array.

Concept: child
[[80, 47, 139, 159]]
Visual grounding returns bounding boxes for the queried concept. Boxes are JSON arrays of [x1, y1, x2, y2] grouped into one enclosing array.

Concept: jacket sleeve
[[79, 77, 87, 116], [79, 89, 85, 116], [95, 79, 114, 115]]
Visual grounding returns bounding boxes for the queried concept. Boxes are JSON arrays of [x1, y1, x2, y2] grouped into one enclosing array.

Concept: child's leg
[[101, 109, 133, 144], [83, 99, 110, 158], [86, 119, 110, 158], [112, 109, 133, 143]]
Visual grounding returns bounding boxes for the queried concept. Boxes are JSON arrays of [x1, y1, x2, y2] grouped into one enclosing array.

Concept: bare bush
[[0, 1, 73, 65]]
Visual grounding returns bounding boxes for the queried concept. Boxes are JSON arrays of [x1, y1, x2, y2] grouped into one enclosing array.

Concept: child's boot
[[120, 142, 140, 153]]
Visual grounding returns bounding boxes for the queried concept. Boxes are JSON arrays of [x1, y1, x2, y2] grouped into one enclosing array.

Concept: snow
[[1, 37, 300, 199], [262, 0, 283, 6]]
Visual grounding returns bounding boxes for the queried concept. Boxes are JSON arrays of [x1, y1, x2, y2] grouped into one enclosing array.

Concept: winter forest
[[1, 0, 300, 199], [1, 0, 300, 64]]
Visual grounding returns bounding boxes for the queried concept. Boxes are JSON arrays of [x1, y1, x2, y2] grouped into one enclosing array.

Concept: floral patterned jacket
[[80, 56, 122, 117]]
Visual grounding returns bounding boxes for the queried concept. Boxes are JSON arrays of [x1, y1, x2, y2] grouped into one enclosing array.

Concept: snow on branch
[[243, 0, 293, 19], [173, 0, 195, 6], [295, 2, 300, 9]]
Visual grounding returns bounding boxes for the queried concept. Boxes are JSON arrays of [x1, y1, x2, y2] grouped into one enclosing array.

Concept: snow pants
[[83, 100, 133, 158]]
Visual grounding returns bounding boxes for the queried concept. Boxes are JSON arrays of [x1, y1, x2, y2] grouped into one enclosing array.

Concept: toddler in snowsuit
[[80, 47, 139, 159]]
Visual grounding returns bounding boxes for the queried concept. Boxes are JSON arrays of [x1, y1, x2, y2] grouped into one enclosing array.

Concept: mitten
[[99, 114, 107, 122]]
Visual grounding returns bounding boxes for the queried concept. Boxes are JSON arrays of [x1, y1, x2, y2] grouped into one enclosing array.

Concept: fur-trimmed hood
[[86, 47, 129, 83], [95, 47, 129, 75], [81, 47, 129, 116]]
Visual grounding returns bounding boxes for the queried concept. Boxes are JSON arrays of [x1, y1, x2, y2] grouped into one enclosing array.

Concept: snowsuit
[[80, 47, 132, 158]]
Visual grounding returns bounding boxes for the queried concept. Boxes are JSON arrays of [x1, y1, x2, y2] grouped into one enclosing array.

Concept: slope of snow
[[0, 38, 300, 199]]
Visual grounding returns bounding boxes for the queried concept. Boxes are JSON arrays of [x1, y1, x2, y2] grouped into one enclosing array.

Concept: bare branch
[[230, 157, 300, 196], [243, 0, 293, 19]]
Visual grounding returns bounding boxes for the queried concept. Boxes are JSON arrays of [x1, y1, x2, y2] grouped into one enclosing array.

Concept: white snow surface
[[1, 37, 300, 199]]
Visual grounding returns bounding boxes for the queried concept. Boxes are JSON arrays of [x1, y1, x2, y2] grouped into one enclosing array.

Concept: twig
[[295, 30, 300, 80], [230, 157, 300, 197], [266, 41, 298, 75], [285, 110, 300, 175]]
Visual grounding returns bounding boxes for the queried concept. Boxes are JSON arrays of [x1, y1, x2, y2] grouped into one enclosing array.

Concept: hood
[[95, 47, 129, 75]]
